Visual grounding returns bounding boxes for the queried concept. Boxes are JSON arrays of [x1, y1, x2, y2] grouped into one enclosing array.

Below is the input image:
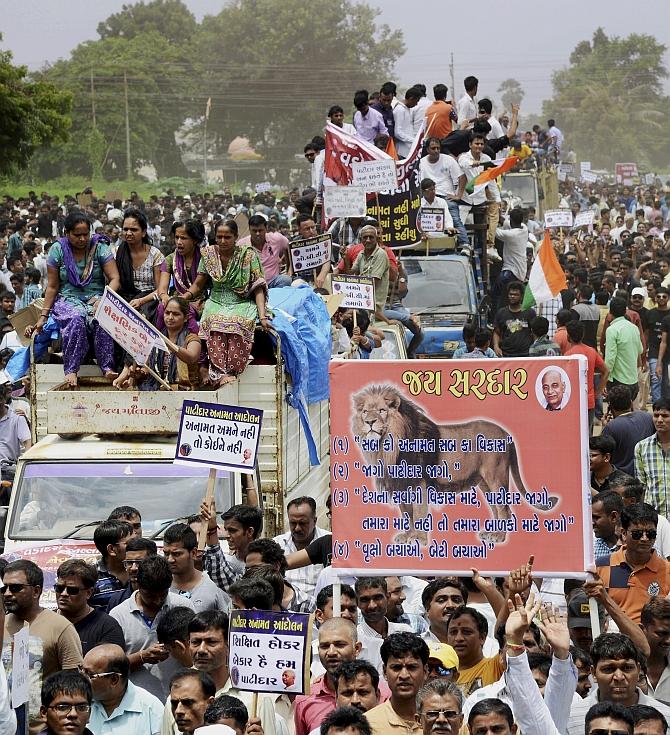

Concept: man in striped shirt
[[635, 398, 670, 518]]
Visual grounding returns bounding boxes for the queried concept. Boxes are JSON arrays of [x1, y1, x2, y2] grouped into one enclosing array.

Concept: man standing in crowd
[[107, 537, 158, 612], [84, 643, 164, 735], [3, 559, 83, 734], [425, 84, 455, 139], [493, 281, 536, 357], [602, 384, 655, 475], [457, 76, 479, 129], [635, 398, 670, 518], [169, 670, 215, 735], [371, 82, 396, 140], [274, 497, 329, 601], [393, 88, 421, 158], [604, 297, 643, 400], [91, 521, 132, 609], [589, 435, 630, 494]]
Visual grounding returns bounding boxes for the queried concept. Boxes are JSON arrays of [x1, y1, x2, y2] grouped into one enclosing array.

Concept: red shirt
[[565, 342, 606, 409]]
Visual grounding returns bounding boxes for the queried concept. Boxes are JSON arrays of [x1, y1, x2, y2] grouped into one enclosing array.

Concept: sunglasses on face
[[589, 730, 630, 735], [54, 584, 85, 596], [630, 529, 657, 540], [426, 663, 456, 677], [1, 583, 30, 594], [423, 709, 461, 721]]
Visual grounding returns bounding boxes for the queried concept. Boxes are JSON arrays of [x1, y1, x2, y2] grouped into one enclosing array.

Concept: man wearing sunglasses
[[84, 643, 164, 735], [3, 559, 83, 734], [595, 503, 670, 624], [55, 559, 125, 655], [415, 678, 464, 735]]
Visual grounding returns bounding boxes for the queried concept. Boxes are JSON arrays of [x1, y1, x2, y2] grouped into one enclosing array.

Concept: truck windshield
[[501, 175, 537, 207], [402, 259, 472, 313], [9, 462, 235, 541]]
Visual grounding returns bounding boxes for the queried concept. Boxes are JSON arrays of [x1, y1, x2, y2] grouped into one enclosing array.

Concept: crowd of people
[[0, 72, 670, 735]]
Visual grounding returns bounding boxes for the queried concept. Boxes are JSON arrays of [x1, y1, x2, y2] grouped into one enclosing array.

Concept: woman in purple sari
[[30, 212, 120, 388], [156, 219, 204, 333]]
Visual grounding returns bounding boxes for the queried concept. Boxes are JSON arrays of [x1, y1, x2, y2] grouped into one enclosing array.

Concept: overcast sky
[[2, 0, 669, 114]]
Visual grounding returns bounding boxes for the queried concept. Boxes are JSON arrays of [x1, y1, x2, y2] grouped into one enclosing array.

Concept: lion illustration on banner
[[351, 383, 558, 544]]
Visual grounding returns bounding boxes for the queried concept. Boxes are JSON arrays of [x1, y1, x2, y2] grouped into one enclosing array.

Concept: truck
[[398, 255, 485, 359], [1, 343, 330, 600], [501, 168, 559, 220]]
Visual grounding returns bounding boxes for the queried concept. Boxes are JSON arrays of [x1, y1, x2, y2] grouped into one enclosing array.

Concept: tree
[[498, 78, 524, 111], [97, 0, 197, 43], [0, 40, 71, 176], [34, 29, 197, 179], [196, 0, 405, 182], [542, 28, 670, 168]]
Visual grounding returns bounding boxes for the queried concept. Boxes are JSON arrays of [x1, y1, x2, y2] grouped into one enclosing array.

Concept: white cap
[[631, 287, 646, 297], [194, 727, 235, 735]]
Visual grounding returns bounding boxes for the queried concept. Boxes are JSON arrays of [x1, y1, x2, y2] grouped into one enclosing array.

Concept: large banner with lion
[[329, 357, 592, 578]]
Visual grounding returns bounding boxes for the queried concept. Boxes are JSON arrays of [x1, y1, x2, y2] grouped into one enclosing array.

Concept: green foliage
[[498, 78, 524, 111], [0, 46, 72, 176], [543, 28, 670, 168], [97, 0, 197, 42], [197, 0, 404, 181]]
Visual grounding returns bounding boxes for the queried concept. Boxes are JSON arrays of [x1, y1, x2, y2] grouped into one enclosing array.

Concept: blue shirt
[[89, 680, 164, 735]]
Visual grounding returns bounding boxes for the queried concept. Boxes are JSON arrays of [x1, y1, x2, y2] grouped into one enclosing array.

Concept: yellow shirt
[[457, 656, 506, 697], [512, 143, 532, 160]]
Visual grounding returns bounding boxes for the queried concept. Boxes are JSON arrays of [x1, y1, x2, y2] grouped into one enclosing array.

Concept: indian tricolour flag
[[465, 155, 519, 195], [522, 230, 567, 309]]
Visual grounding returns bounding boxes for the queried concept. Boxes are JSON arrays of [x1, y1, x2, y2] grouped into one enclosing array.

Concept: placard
[[645, 173, 655, 185], [544, 209, 574, 228], [573, 211, 594, 228], [255, 181, 273, 193], [581, 170, 598, 184], [76, 194, 92, 207], [289, 234, 331, 273], [174, 400, 263, 474], [94, 287, 167, 365], [11, 626, 30, 708], [331, 275, 376, 311], [105, 190, 124, 203], [615, 162, 638, 185], [229, 609, 313, 695], [419, 207, 445, 233], [557, 163, 575, 179], [580, 162, 591, 174], [352, 159, 398, 192], [323, 186, 367, 218], [329, 357, 591, 577]]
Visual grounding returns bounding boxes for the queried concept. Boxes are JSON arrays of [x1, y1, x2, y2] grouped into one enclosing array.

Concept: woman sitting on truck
[[182, 219, 271, 386], [27, 212, 121, 388], [113, 296, 201, 390], [156, 219, 204, 333]]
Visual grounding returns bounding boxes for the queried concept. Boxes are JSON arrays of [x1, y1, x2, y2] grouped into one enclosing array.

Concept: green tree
[[97, 0, 197, 43], [543, 28, 670, 168], [0, 40, 71, 176], [196, 0, 405, 182], [498, 78, 524, 111]]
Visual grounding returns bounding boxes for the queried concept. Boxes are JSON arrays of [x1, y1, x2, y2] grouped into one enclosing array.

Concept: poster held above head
[[228, 609, 313, 695], [352, 159, 398, 192], [544, 209, 574, 229], [573, 211, 595, 229], [174, 399, 263, 475], [289, 233, 332, 274], [331, 275, 376, 311], [615, 162, 638, 185], [323, 186, 367, 218], [580, 170, 598, 184], [329, 356, 591, 578]]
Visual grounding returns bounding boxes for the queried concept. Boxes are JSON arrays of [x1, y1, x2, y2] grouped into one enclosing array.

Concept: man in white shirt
[[457, 75, 479, 129], [327, 105, 357, 137], [419, 137, 469, 249], [419, 179, 454, 236], [492, 207, 529, 312], [411, 83, 432, 135], [478, 99, 505, 139], [546, 119, 564, 160], [393, 87, 421, 159], [355, 577, 412, 674], [458, 132, 499, 256]]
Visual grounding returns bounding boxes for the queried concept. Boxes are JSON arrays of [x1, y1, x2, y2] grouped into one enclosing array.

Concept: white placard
[[331, 274, 376, 311], [544, 209, 574, 228], [289, 234, 332, 273], [323, 186, 367, 218], [174, 400, 263, 474], [418, 207, 446, 233], [580, 162, 591, 174], [581, 170, 598, 183], [11, 626, 30, 708], [255, 181, 272, 193], [574, 211, 595, 228], [352, 159, 398, 192], [645, 173, 655, 185]]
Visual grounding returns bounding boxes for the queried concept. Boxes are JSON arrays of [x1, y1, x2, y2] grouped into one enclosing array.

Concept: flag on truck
[[522, 230, 568, 309], [465, 155, 519, 195]]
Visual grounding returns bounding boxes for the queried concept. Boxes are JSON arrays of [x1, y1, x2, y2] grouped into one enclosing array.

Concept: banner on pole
[[544, 209, 574, 228], [352, 159, 398, 192], [329, 357, 591, 577], [324, 186, 367, 218]]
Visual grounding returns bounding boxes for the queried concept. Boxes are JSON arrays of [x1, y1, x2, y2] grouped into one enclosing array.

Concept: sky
[[2, 0, 669, 115]]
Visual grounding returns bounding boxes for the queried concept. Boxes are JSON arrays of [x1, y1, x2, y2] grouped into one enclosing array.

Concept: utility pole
[[203, 97, 211, 184], [123, 70, 132, 178], [449, 52, 456, 104], [90, 70, 96, 128]]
